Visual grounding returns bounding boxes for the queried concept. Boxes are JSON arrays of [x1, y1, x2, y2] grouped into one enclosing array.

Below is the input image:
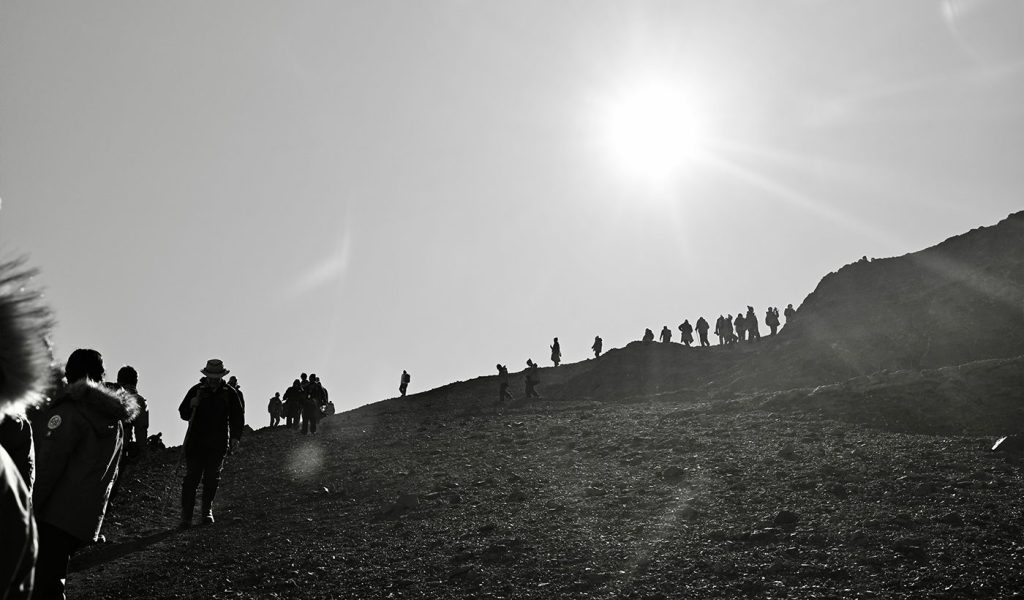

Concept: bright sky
[[2, 1, 1022, 444]]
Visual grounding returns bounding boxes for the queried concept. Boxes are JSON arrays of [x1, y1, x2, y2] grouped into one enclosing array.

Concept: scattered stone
[[447, 565, 479, 580], [774, 510, 799, 526], [505, 487, 528, 501], [778, 442, 797, 459], [913, 482, 938, 496], [826, 482, 848, 497], [661, 465, 686, 482], [936, 512, 964, 526], [396, 493, 419, 510], [748, 528, 780, 543], [584, 485, 607, 497], [893, 537, 929, 561]]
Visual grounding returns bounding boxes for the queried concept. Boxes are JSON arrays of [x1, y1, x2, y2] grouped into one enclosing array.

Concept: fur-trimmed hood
[[0, 258, 54, 414], [56, 380, 141, 426]]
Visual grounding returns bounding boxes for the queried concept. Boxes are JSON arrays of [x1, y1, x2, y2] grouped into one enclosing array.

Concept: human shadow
[[69, 528, 177, 573]]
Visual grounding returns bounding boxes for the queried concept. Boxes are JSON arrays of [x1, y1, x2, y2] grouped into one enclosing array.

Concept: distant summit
[[559, 211, 1024, 402], [788, 211, 1024, 374]]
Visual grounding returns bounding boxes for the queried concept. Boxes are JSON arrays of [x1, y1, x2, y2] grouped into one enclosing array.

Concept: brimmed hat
[[201, 359, 229, 377]]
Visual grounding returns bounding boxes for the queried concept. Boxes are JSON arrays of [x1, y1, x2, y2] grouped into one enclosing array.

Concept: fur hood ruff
[[0, 258, 53, 414], [58, 380, 141, 424]]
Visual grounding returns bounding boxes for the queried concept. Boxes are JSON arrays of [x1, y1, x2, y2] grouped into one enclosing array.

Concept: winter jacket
[[178, 380, 244, 455], [1, 446, 35, 600], [0, 415, 34, 490], [33, 380, 138, 542]]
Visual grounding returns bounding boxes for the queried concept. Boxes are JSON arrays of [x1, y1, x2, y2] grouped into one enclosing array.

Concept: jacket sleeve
[[32, 405, 81, 510], [228, 388, 244, 441], [179, 385, 198, 421]]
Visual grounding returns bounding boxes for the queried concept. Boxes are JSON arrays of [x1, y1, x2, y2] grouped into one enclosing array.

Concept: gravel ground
[[69, 385, 1024, 600]]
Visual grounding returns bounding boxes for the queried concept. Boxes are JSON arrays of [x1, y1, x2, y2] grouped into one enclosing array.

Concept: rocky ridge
[[68, 212, 1024, 599]]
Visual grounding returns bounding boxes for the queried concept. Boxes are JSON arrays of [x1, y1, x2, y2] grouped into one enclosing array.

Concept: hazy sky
[[2, 1, 1022, 443]]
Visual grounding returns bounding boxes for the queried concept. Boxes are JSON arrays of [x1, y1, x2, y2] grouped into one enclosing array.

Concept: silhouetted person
[[766, 307, 780, 336], [35, 349, 138, 600], [524, 359, 541, 398], [784, 303, 796, 325], [268, 393, 282, 427], [695, 317, 710, 347], [117, 365, 149, 460], [745, 306, 760, 341], [550, 338, 561, 366], [714, 315, 725, 345], [723, 314, 737, 344], [735, 312, 747, 342], [178, 359, 243, 528], [642, 328, 655, 343], [496, 364, 513, 403], [660, 326, 672, 343], [679, 320, 694, 347], [591, 336, 603, 358], [310, 374, 328, 414], [399, 370, 410, 397], [300, 377, 320, 435], [283, 379, 301, 429], [227, 375, 245, 412]]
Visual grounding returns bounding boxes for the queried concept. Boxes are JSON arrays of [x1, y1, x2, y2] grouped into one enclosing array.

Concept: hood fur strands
[[61, 380, 141, 423], [0, 257, 54, 416]]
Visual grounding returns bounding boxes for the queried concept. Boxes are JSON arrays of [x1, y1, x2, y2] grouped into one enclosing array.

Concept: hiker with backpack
[[679, 320, 694, 347], [524, 359, 541, 398], [268, 393, 283, 427], [178, 359, 244, 528], [399, 370, 411, 397], [745, 306, 760, 341], [695, 317, 711, 347]]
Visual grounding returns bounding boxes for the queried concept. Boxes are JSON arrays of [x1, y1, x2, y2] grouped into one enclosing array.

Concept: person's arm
[[179, 384, 199, 421]]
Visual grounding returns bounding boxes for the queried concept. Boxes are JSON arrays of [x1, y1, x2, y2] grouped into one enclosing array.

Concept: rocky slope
[[65, 212, 1024, 599]]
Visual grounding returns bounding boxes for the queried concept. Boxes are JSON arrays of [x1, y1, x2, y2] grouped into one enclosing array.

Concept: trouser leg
[[35, 522, 80, 600], [181, 451, 205, 522], [200, 451, 227, 515]]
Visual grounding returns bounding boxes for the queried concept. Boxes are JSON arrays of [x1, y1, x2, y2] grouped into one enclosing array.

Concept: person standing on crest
[[591, 336, 603, 358], [680, 320, 694, 347], [178, 359, 243, 528], [399, 370, 411, 397], [268, 393, 282, 427], [695, 317, 711, 347], [550, 338, 561, 367]]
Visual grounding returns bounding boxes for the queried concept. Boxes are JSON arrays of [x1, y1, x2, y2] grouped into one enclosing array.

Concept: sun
[[598, 79, 707, 185]]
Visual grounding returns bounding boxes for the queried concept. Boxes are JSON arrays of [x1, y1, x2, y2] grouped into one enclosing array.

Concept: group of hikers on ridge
[[266, 372, 335, 432], [500, 303, 795, 403], [642, 304, 794, 348]]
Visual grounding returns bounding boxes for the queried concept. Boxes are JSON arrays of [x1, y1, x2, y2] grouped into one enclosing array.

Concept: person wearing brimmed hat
[[177, 359, 244, 527]]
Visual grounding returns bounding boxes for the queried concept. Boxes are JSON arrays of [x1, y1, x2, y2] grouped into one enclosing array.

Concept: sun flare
[[598, 80, 707, 185]]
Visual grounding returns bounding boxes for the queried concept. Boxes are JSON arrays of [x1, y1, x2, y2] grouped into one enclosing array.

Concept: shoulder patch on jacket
[[47, 415, 63, 430]]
